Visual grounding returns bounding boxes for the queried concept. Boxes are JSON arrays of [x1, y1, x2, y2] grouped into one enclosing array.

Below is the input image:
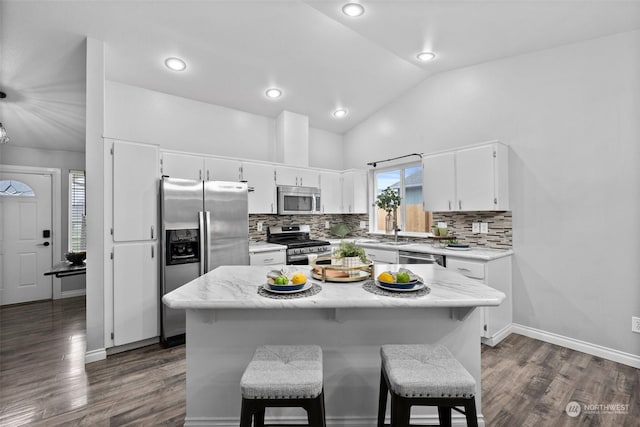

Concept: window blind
[[69, 170, 86, 252]]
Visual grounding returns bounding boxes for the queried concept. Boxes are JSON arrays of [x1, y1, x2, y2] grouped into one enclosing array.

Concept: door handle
[[39, 242, 50, 247]]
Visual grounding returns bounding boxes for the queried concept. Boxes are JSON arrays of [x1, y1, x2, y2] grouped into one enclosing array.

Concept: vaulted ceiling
[[2, 0, 640, 152]]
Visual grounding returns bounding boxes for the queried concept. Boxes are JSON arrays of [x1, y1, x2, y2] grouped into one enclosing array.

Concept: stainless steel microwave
[[277, 185, 321, 215]]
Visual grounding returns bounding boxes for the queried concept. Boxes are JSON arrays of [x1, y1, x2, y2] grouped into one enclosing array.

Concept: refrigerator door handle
[[198, 211, 206, 276], [204, 211, 212, 273]]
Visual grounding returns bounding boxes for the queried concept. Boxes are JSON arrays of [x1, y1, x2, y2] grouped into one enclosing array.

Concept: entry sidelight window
[[69, 170, 86, 252]]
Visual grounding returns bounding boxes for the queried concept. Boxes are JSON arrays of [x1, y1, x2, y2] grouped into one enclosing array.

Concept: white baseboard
[[481, 324, 513, 347], [60, 289, 86, 298], [184, 415, 484, 426], [85, 348, 107, 364], [511, 323, 640, 369]]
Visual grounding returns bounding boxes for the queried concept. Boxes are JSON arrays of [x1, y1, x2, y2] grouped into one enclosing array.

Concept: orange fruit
[[378, 272, 394, 283], [291, 272, 307, 285]]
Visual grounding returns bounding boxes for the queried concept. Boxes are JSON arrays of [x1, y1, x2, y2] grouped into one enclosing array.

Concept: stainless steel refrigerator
[[160, 177, 249, 346]]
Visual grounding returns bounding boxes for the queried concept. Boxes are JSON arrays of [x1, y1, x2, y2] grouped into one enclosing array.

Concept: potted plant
[[376, 187, 401, 233], [333, 241, 367, 276]]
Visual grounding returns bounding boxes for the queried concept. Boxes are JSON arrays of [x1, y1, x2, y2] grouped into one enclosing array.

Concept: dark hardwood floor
[[1, 297, 638, 426]]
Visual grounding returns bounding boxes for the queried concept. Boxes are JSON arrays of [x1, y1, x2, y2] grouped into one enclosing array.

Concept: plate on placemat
[[375, 281, 426, 292], [264, 282, 312, 294]]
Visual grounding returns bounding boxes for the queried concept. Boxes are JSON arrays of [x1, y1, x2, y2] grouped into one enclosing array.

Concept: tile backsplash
[[249, 211, 512, 249], [431, 211, 512, 248], [249, 214, 369, 241]]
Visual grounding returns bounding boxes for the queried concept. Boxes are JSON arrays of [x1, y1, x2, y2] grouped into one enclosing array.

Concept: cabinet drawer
[[250, 251, 286, 266], [365, 248, 398, 264], [446, 258, 485, 280]]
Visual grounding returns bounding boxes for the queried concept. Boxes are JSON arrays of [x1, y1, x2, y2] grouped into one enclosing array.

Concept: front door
[[0, 172, 53, 305]]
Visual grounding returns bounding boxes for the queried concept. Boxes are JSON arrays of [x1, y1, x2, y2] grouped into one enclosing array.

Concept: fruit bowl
[[266, 270, 307, 291], [268, 281, 306, 292], [65, 251, 86, 265]]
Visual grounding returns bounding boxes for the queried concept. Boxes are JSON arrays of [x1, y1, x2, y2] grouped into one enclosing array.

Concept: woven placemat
[[258, 283, 322, 299], [362, 280, 430, 298]]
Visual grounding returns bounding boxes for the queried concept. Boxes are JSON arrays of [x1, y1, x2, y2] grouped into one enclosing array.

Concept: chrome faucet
[[393, 208, 399, 242]]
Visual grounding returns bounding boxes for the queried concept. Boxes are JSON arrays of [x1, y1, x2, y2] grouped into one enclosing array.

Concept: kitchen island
[[163, 264, 505, 427]]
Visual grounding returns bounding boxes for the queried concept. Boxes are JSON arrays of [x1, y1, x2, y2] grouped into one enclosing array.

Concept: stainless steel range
[[267, 225, 331, 265]]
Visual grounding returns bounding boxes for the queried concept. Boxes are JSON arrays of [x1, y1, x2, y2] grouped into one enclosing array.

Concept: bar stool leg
[[305, 392, 327, 427], [437, 406, 452, 427], [254, 406, 265, 427], [377, 368, 388, 427], [239, 398, 252, 427], [390, 394, 411, 427], [464, 398, 479, 427]]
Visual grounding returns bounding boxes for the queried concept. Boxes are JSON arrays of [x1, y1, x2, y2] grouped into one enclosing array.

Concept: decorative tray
[[310, 256, 374, 282]]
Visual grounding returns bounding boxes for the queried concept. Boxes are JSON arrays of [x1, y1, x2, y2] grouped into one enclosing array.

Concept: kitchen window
[[69, 170, 86, 252], [372, 163, 430, 234]]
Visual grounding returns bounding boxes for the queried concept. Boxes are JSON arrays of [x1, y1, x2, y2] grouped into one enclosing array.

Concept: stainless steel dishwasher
[[398, 250, 445, 267]]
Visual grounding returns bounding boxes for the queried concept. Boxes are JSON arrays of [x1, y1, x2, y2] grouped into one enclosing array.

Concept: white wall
[[0, 137, 86, 293], [344, 30, 640, 357], [309, 127, 344, 170], [104, 81, 343, 169]]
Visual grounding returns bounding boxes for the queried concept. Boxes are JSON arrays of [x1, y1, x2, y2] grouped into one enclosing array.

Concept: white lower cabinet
[[446, 255, 512, 346], [250, 249, 286, 266], [365, 247, 398, 264], [113, 242, 159, 346]]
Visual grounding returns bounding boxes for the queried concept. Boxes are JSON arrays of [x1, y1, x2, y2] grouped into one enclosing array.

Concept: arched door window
[[0, 180, 35, 196]]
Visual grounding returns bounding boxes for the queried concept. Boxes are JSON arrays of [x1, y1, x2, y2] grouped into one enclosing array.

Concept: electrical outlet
[[472, 223, 480, 233], [480, 223, 489, 234], [257, 222, 263, 232], [325, 221, 330, 229], [632, 317, 640, 333], [359, 221, 367, 229]]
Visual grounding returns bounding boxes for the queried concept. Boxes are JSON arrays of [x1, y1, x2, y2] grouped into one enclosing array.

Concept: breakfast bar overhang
[[163, 264, 505, 427]]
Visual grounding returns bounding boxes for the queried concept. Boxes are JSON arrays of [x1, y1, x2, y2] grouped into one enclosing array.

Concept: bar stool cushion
[[380, 344, 476, 398], [241, 345, 323, 400]]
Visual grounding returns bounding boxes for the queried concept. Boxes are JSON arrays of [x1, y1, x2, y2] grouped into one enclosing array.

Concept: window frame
[[369, 161, 430, 237], [68, 170, 86, 252]]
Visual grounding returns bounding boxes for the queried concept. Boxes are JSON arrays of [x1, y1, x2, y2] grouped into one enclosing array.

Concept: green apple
[[396, 272, 411, 283], [275, 275, 289, 285]]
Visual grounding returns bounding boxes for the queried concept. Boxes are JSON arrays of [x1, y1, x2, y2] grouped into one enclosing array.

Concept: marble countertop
[[249, 242, 287, 253], [329, 239, 513, 261], [163, 264, 505, 310]]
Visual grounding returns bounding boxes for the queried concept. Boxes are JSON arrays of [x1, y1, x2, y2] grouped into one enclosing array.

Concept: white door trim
[[0, 164, 62, 299]]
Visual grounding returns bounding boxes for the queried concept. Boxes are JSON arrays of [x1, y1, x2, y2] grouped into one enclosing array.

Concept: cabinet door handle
[[150, 226, 154, 239], [459, 200, 462, 210], [199, 170, 202, 180], [300, 177, 303, 186], [448, 200, 451, 210], [207, 170, 210, 181], [458, 267, 471, 272], [151, 246, 155, 258], [263, 258, 274, 263], [271, 203, 274, 213]]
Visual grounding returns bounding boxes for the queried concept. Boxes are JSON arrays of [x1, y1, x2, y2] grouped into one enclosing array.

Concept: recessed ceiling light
[[342, 3, 365, 17], [165, 57, 187, 71], [416, 51, 436, 62], [265, 88, 282, 99], [333, 108, 348, 118]]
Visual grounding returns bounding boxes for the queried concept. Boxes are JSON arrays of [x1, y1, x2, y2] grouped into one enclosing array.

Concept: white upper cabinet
[[161, 152, 203, 181], [112, 140, 159, 242], [242, 162, 276, 214], [422, 141, 509, 212], [342, 170, 368, 214], [205, 157, 242, 182], [319, 172, 342, 214], [422, 152, 456, 212], [275, 166, 319, 188], [456, 143, 509, 211]]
